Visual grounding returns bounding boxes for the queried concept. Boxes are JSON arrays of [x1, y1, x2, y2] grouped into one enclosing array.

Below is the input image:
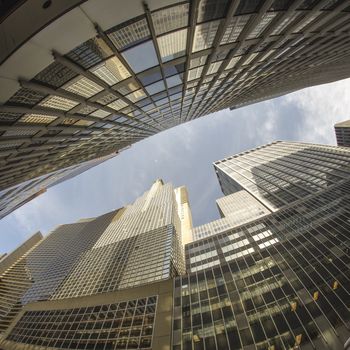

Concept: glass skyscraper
[[176, 141, 350, 350], [1, 0, 350, 201], [0, 180, 191, 348], [0, 141, 349, 349], [176, 179, 350, 350], [214, 141, 350, 210]]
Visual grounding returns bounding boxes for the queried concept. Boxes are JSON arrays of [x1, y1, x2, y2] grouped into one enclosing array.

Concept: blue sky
[[1, 78, 350, 254]]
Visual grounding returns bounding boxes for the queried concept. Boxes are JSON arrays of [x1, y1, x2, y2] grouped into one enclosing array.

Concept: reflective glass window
[[155, 97, 169, 107], [90, 110, 111, 118], [126, 89, 146, 102], [198, 0, 230, 22], [192, 20, 220, 52], [235, 0, 262, 15], [190, 55, 208, 69], [39, 96, 79, 111], [63, 77, 104, 98], [221, 15, 250, 44], [188, 66, 204, 81], [145, 80, 165, 95], [247, 12, 277, 39], [108, 99, 129, 111], [166, 74, 183, 88], [107, 17, 151, 51], [90, 57, 131, 86], [152, 4, 189, 35], [116, 80, 141, 95], [122, 41, 159, 73], [138, 67, 162, 85], [164, 63, 185, 77], [157, 29, 187, 62]]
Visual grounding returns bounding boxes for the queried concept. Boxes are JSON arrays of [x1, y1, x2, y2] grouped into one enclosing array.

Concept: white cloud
[[282, 78, 350, 144]]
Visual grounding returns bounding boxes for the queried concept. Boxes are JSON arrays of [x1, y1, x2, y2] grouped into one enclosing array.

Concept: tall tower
[[1, 0, 350, 199], [52, 180, 188, 299], [0, 232, 43, 333], [0, 180, 189, 349], [174, 141, 350, 350]]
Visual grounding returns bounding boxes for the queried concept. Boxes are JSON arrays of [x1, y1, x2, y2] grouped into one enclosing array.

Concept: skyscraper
[[192, 190, 271, 241], [214, 140, 350, 210], [176, 179, 350, 350], [1, 0, 350, 196], [175, 141, 350, 350], [0, 152, 117, 220], [0, 141, 349, 350], [335, 119, 350, 147], [0, 180, 191, 348], [0, 232, 43, 333]]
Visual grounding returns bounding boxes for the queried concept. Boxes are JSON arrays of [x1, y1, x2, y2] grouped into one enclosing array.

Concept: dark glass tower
[[176, 180, 350, 349]]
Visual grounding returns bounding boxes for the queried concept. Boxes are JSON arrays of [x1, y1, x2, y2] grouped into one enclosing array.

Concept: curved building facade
[[1, 0, 350, 192]]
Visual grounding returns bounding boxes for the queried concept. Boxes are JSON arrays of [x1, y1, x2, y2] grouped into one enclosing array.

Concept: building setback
[[1, 0, 350, 201], [0, 141, 349, 349]]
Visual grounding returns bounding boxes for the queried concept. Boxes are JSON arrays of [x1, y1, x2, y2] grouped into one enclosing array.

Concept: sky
[[1, 77, 350, 254]]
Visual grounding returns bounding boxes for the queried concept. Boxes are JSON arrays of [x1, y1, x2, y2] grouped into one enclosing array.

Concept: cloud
[[282, 78, 350, 144]]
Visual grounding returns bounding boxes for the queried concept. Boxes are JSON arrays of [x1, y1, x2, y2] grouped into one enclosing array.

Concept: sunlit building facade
[[1, 0, 350, 196], [0, 180, 190, 349], [0, 232, 43, 333], [176, 180, 350, 349], [214, 141, 350, 211], [192, 190, 271, 241]]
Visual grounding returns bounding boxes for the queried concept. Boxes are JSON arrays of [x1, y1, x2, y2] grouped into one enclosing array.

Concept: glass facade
[[214, 141, 350, 210], [174, 179, 350, 350], [1, 141, 350, 349], [7, 297, 158, 350], [0, 180, 187, 343], [0, 154, 116, 220], [2, 0, 350, 197]]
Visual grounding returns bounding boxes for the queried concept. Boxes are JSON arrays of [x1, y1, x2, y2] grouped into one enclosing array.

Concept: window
[[157, 29, 187, 62], [90, 57, 131, 85], [221, 15, 250, 44], [192, 20, 220, 52], [122, 41, 159, 73], [107, 17, 151, 51], [145, 80, 165, 95], [63, 77, 104, 98], [152, 4, 189, 35], [166, 74, 183, 88]]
